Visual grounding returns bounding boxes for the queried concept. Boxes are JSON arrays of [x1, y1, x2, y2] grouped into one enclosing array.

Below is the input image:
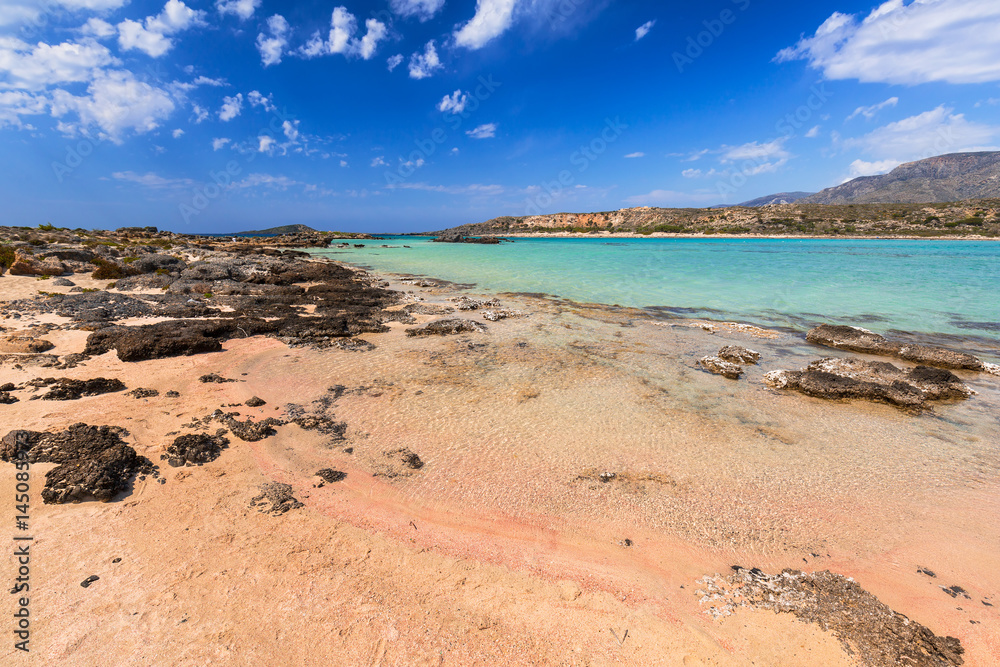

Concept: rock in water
[[807, 324, 988, 371], [717, 345, 760, 364], [764, 357, 973, 408], [698, 356, 744, 379], [405, 318, 488, 337]]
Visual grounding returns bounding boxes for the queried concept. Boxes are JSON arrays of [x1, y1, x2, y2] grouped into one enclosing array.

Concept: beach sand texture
[[1, 268, 998, 666]]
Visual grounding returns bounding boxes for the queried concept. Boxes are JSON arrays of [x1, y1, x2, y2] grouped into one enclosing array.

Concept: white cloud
[[846, 159, 901, 179], [805, 125, 821, 138], [720, 138, 790, 164], [844, 105, 1000, 160], [258, 134, 275, 153], [635, 20, 655, 41], [80, 18, 116, 39], [682, 168, 701, 178], [171, 128, 183, 138], [117, 0, 207, 58], [219, 93, 242, 121], [0, 37, 117, 90], [50, 70, 175, 143], [466, 122, 496, 139], [339, 159, 348, 167], [624, 152, 644, 158], [112, 170, 193, 187], [408, 40, 441, 79], [438, 89, 468, 114], [0, 90, 46, 128], [1, 1, 129, 29], [216, 0, 260, 21], [454, 0, 518, 50], [212, 137, 230, 150], [247, 89, 275, 112], [256, 14, 289, 66], [776, 0, 1000, 85], [192, 75, 225, 87], [282, 119, 298, 141], [387, 54, 403, 71], [387, 182, 504, 195], [846, 96, 898, 122], [371, 156, 387, 167], [390, 0, 445, 22], [299, 7, 388, 61]]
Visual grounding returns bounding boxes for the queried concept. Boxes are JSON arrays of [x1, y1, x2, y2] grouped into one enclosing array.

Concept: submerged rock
[[807, 324, 991, 372], [0, 424, 155, 503], [764, 357, 973, 408], [698, 356, 744, 380], [717, 345, 760, 365], [405, 318, 488, 337]]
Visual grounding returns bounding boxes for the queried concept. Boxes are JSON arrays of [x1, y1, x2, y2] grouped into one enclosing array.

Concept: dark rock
[[0, 392, 17, 404], [199, 373, 235, 384], [245, 396, 266, 407], [405, 318, 488, 337], [764, 357, 973, 408], [161, 433, 229, 467], [0, 383, 14, 392], [698, 356, 743, 379], [807, 324, 990, 372], [250, 482, 303, 514], [219, 414, 284, 442], [126, 388, 159, 399], [717, 345, 760, 365], [0, 423, 155, 503], [432, 234, 508, 244], [52, 278, 75, 287], [114, 273, 176, 291], [80, 575, 99, 588], [941, 585, 972, 600], [315, 468, 346, 486], [390, 448, 424, 469], [708, 567, 964, 667], [165, 390, 180, 397], [40, 377, 126, 401]]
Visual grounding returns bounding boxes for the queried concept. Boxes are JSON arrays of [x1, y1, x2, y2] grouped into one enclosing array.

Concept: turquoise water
[[315, 236, 1000, 349]]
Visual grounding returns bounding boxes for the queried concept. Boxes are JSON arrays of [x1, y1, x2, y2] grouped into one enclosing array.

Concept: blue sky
[[2, 0, 999, 233]]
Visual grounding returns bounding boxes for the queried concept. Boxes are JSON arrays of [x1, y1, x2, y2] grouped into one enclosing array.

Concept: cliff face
[[802, 152, 1000, 204]]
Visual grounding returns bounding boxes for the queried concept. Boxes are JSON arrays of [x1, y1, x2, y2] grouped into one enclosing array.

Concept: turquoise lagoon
[[315, 236, 1000, 355]]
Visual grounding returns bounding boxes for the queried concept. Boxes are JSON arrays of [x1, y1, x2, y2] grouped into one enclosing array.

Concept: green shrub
[[91, 258, 125, 280], [38, 223, 56, 231], [122, 256, 138, 264], [27, 238, 45, 246], [0, 245, 15, 269]]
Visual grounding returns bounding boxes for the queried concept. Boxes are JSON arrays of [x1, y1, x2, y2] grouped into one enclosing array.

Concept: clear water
[[315, 236, 1000, 351]]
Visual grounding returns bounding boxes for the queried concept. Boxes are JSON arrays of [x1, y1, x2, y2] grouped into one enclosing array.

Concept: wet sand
[[2, 268, 998, 665]]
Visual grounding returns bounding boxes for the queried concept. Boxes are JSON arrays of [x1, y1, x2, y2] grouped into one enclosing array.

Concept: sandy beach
[[1, 232, 997, 666]]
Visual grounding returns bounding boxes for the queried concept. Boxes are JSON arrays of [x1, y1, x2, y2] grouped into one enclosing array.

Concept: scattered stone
[[80, 575, 99, 588], [764, 357, 973, 408], [807, 324, 991, 372], [0, 424, 155, 503], [39, 377, 126, 400], [199, 373, 235, 384], [126, 388, 159, 399], [161, 433, 230, 467], [717, 345, 760, 364], [941, 585, 972, 600], [165, 390, 180, 397], [403, 303, 455, 315], [451, 296, 500, 311], [212, 411, 284, 442], [245, 396, 266, 407], [315, 468, 346, 486], [405, 318, 488, 337], [0, 392, 17, 404], [918, 567, 937, 578], [250, 482, 303, 515], [52, 278, 75, 287], [112, 557, 121, 564], [481, 309, 525, 322], [697, 567, 964, 667], [332, 337, 376, 352], [698, 356, 744, 380], [374, 448, 425, 478]]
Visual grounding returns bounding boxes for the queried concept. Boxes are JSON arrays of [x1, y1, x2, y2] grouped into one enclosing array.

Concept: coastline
[[421, 231, 1000, 241], [2, 234, 998, 664]]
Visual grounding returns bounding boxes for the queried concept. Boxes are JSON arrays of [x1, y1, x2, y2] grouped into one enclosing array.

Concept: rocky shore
[[2, 224, 997, 665]]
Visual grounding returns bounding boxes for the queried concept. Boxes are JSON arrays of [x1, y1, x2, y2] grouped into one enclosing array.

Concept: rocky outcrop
[[432, 234, 508, 244], [161, 433, 229, 467], [764, 357, 973, 408], [698, 356, 744, 379], [405, 318, 488, 337], [717, 345, 760, 365], [806, 324, 994, 372], [38, 377, 126, 400], [0, 424, 155, 503]]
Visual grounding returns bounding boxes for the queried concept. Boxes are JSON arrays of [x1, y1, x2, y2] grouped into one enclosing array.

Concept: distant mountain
[[802, 152, 1000, 204], [739, 191, 815, 207], [232, 224, 318, 236]]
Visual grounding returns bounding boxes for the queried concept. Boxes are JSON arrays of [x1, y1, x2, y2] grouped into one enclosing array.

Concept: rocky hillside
[[803, 152, 1000, 204], [739, 192, 814, 207], [429, 200, 1000, 238]]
